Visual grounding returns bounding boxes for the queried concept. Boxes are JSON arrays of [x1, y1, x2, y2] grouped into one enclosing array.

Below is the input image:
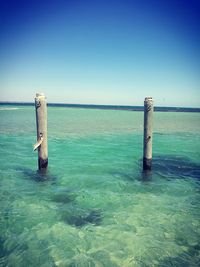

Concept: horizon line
[[0, 101, 200, 112]]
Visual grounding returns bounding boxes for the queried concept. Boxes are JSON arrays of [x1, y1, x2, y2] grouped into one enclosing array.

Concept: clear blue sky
[[0, 0, 199, 107]]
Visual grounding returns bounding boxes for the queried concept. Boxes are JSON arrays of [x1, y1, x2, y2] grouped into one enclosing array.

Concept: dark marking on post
[[143, 158, 152, 171], [38, 157, 48, 169]]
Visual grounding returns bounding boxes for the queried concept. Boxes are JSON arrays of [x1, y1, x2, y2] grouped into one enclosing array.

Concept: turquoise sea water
[[0, 106, 200, 267]]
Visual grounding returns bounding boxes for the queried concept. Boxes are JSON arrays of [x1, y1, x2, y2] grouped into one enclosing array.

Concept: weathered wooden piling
[[143, 97, 153, 170], [34, 93, 48, 170]]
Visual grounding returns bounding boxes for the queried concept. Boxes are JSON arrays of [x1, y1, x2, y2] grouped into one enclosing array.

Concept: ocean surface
[[0, 105, 200, 267]]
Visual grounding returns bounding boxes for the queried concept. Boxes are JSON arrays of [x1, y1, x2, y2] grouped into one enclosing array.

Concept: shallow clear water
[[0, 106, 200, 266]]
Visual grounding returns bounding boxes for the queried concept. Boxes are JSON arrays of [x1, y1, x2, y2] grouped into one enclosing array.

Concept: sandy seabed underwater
[[0, 106, 200, 267]]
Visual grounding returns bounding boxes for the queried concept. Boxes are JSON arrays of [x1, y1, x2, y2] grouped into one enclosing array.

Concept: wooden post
[[143, 97, 153, 170], [34, 93, 48, 170]]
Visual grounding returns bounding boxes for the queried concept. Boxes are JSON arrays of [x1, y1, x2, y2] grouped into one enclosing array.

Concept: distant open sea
[[0, 104, 200, 266]]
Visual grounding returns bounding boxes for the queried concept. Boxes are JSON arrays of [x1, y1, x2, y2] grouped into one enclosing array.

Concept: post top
[[145, 97, 153, 101], [36, 93, 45, 97]]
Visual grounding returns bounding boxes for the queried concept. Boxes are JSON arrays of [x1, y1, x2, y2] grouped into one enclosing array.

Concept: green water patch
[[153, 132, 200, 163], [0, 126, 200, 265]]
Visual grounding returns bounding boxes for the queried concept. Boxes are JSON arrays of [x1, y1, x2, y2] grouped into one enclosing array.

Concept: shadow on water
[[0, 237, 7, 266], [141, 170, 152, 182], [51, 190, 102, 227], [153, 155, 200, 180], [109, 155, 200, 184], [62, 208, 102, 227], [51, 188, 76, 204], [0, 235, 58, 267], [155, 244, 200, 267], [109, 163, 153, 183], [15, 166, 57, 183], [14, 166, 103, 228]]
